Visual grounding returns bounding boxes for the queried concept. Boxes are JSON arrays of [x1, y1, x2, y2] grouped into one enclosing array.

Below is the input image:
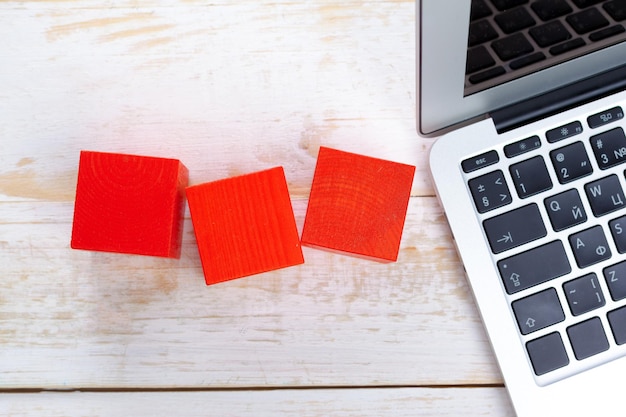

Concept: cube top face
[[186, 166, 304, 285], [301, 146, 415, 262], [71, 151, 189, 258]]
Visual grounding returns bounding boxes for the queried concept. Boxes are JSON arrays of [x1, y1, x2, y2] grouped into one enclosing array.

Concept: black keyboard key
[[584, 175, 626, 216], [471, 0, 493, 20], [589, 24, 626, 41], [491, 0, 529, 11], [590, 127, 626, 169], [530, 21, 572, 47], [510, 52, 546, 69], [569, 225, 612, 268], [604, 0, 626, 21], [588, 106, 624, 129], [469, 20, 499, 47], [531, 0, 573, 21], [510, 155, 553, 198], [492, 33, 534, 61], [526, 332, 569, 376], [609, 215, 626, 253], [498, 240, 571, 294], [468, 66, 507, 84], [572, 0, 604, 7], [504, 135, 542, 158], [466, 46, 496, 74], [608, 305, 626, 344], [603, 260, 626, 300], [567, 8, 609, 34], [567, 317, 609, 360], [495, 6, 536, 34], [549, 37, 586, 55], [462, 150, 500, 173], [483, 203, 546, 253], [550, 141, 593, 184], [564, 273, 605, 316], [544, 189, 587, 231], [468, 170, 513, 213], [546, 121, 583, 143], [512, 288, 565, 334]]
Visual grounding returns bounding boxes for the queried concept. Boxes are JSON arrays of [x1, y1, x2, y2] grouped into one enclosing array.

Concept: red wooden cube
[[71, 150, 189, 258], [186, 167, 304, 285], [301, 146, 415, 262]]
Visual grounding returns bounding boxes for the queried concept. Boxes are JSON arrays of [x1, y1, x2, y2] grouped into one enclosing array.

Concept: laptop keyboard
[[463, 104, 626, 379], [466, 0, 626, 92]]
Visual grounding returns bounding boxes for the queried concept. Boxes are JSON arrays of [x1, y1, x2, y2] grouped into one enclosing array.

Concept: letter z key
[[483, 203, 547, 254]]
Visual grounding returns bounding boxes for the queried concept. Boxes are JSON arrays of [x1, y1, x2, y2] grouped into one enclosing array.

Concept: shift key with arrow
[[483, 203, 547, 254]]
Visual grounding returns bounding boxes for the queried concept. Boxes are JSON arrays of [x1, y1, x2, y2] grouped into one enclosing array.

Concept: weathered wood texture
[[0, 0, 514, 415]]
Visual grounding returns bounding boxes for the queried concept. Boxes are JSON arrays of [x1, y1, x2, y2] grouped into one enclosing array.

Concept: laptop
[[421, 1, 626, 415]]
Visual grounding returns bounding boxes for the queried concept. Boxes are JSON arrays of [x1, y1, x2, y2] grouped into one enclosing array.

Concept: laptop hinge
[[491, 63, 626, 134]]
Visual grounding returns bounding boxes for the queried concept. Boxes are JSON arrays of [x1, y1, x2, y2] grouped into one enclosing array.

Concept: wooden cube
[[71, 150, 189, 258], [186, 167, 304, 285], [301, 146, 415, 262]]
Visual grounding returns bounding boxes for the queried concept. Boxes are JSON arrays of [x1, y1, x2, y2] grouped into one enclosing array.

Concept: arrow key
[[512, 288, 565, 335]]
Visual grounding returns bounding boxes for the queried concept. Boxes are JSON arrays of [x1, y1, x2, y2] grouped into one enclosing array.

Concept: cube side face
[[187, 167, 304, 285], [301, 147, 415, 261], [70, 151, 188, 258]]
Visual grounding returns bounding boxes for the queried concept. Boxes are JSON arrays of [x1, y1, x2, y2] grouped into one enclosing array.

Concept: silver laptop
[[421, 1, 626, 415]]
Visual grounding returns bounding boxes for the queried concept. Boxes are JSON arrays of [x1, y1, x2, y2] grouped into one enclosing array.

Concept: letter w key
[[585, 174, 626, 217]]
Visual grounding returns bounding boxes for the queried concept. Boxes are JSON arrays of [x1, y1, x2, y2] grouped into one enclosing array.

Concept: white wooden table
[[0, 1, 516, 415]]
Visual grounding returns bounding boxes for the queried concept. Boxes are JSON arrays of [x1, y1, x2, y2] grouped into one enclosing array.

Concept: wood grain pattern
[[71, 151, 188, 258], [301, 146, 415, 261], [186, 166, 304, 284], [0, 0, 516, 415]]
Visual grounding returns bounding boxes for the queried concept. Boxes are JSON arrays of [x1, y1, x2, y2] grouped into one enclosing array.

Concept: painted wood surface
[[0, 0, 516, 415]]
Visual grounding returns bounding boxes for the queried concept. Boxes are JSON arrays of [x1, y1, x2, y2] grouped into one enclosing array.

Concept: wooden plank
[[0, 197, 501, 389], [1, 388, 515, 417]]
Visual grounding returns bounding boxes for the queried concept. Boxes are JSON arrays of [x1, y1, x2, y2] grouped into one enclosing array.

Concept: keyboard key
[[495, 6, 536, 34], [550, 141, 593, 184], [567, 8, 609, 34], [512, 288, 565, 335], [567, 317, 609, 360], [509, 52, 546, 70], [603, 260, 626, 301], [490, 0, 529, 11], [569, 225, 612, 268], [531, 0, 573, 21], [607, 305, 626, 345], [529, 21, 572, 47], [471, 0, 493, 20], [589, 24, 626, 41], [483, 203, 546, 253], [584, 175, 626, 216], [466, 46, 497, 74], [468, 66, 507, 84], [504, 135, 541, 158], [492, 33, 534, 61], [572, 0, 604, 7], [469, 20, 499, 47], [609, 215, 626, 253], [462, 150, 500, 173], [546, 120, 583, 143], [510, 155, 553, 198], [563, 273, 605, 316], [498, 240, 571, 294], [468, 170, 513, 213], [544, 189, 587, 231], [526, 332, 569, 376], [588, 106, 624, 129], [590, 127, 626, 169], [604, 0, 626, 22], [549, 37, 586, 55]]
